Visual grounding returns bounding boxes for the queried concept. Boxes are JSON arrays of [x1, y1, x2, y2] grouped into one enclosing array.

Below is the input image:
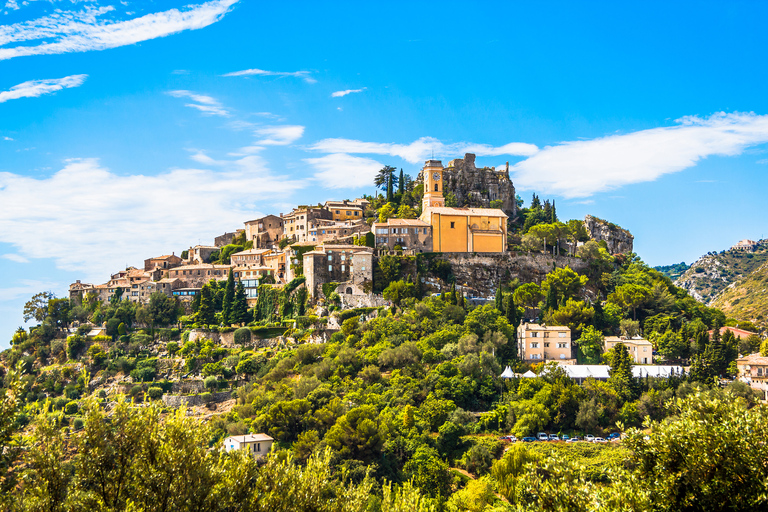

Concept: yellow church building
[[419, 159, 508, 253]]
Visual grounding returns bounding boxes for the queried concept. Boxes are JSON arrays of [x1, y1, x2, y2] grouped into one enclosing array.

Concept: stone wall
[[187, 329, 280, 348], [429, 252, 589, 297], [162, 391, 231, 408], [583, 215, 634, 254]]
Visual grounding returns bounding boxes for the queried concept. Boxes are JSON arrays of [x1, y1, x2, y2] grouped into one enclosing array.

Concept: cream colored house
[[517, 323, 573, 362], [736, 353, 768, 396], [604, 336, 653, 364], [223, 433, 274, 459]]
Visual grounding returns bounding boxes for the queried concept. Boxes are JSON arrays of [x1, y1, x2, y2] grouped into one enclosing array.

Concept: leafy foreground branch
[[3, 385, 768, 511]]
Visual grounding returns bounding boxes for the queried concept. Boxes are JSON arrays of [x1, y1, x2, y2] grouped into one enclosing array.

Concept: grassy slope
[[711, 261, 768, 330]]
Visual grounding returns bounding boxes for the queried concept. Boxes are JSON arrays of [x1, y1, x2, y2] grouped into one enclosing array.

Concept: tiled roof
[[231, 248, 271, 256], [427, 206, 508, 218], [373, 218, 430, 227], [709, 326, 758, 339], [737, 353, 768, 365]]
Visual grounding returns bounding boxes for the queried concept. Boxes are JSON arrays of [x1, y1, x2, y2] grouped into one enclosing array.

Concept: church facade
[[419, 159, 508, 253]]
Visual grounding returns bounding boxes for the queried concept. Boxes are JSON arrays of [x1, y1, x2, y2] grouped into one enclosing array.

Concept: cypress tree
[[450, 283, 457, 305], [545, 285, 557, 313], [551, 200, 557, 223], [222, 269, 235, 324], [387, 172, 393, 202], [543, 200, 552, 222], [398, 168, 404, 196], [197, 284, 216, 326], [531, 193, 541, 210], [495, 288, 503, 312], [503, 293, 520, 329], [232, 280, 248, 325]]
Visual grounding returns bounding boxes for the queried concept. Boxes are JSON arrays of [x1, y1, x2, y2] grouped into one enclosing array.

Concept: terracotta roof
[[605, 336, 653, 346], [709, 326, 758, 339], [427, 206, 508, 218], [520, 323, 570, 331], [231, 248, 271, 256], [737, 353, 768, 365], [171, 264, 233, 271]]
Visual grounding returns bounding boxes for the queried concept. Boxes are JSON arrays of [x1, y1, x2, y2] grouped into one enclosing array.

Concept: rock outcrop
[[583, 215, 634, 254], [425, 153, 517, 216]]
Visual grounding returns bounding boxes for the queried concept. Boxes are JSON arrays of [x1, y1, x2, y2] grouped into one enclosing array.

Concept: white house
[[223, 433, 274, 459]]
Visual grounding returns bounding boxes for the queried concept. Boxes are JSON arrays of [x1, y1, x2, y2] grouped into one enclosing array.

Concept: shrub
[[204, 376, 218, 390], [200, 392, 212, 403], [147, 387, 164, 400], [64, 401, 79, 415], [92, 335, 112, 342], [73, 418, 84, 430], [166, 341, 180, 355], [129, 385, 143, 399], [234, 327, 252, 345]]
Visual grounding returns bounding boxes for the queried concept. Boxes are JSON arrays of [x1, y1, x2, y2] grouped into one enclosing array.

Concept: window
[[328, 255, 332, 261], [450, 222, 455, 228], [558, 343, 567, 349], [530, 342, 539, 348], [758, 368, 763, 377], [341, 265, 345, 271], [531, 332, 538, 337], [558, 332, 567, 338], [544, 332, 550, 338], [434, 183, 438, 192], [257, 443, 261, 452], [544, 342, 550, 348], [328, 265, 332, 272]]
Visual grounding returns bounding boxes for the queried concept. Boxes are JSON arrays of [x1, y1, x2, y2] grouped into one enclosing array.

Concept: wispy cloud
[[255, 125, 304, 146], [309, 136, 539, 164], [1, 253, 29, 263], [332, 87, 366, 98], [0, 74, 87, 103], [757, 158, 768, 164], [222, 68, 317, 84], [305, 153, 384, 189], [0, 280, 60, 302], [168, 90, 229, 117], [510, 112, 768, 198], [0, 157, 304, 282], [2, 136, 13, 141], [0, 0, 239, 61]]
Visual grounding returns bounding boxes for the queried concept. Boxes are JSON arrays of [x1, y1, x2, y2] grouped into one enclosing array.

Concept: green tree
[[576, 326, 604, 364], [47, 297, 71, 328], [222, 268, 235, 325], [23, 291, 52, 322], [608, 342, 635, 399], [378, 202, 397, 223], [232, 280, 249, 324], [545, 298, 595, 338], [513, 283, 543, 320], [609, 283, 651, 320], [396, 204, 417, 219], [542, 267, 588, 305], [197, 284, 216, 326]]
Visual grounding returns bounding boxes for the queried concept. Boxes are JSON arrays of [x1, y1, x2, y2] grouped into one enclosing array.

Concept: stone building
[[302, 244, 373, 298], [372, 218, 432, 252], [282, 206, 333, 243], [144, 253, 183, 272], [187, 245, 219, 264], [419, 159, 508, 253], [438, 153, 517, 216], [230, 248, 272, 268], [517, 323, 573, 362], [324, 200, 365, 222], [308, 218, 370, 244], [166, 263, 232, 288], [244, 215, 284, 249], [214, 229, 244, 247]]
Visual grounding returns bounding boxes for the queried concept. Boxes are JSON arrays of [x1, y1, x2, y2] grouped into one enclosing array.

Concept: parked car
[[585, 434, 595, 442], [566, 436, 580, 443], [499, 435, 518, 442], [606, 433, 621, 441], [548, 434, 559, 441], [522, 436, 536, 442], [593, 437, 608, 443], [561, 434, 570, 441], [537, 432, 549, 441]]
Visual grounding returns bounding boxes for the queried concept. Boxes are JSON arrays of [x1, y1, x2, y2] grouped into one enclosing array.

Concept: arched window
[[434, 183, 438, 192], [346, 287, 353, 294]]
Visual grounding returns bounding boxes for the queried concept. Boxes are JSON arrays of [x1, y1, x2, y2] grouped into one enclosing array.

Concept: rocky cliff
[[423, 153, 517, 216], [583, 215, 634, 254]]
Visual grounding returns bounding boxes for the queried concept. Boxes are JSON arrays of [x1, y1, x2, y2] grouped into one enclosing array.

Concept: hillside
[[711, 261, 768, 330], [674, 243, 768, 303], [654, 262, 690, 281]]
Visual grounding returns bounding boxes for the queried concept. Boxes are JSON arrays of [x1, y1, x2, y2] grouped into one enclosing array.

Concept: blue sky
[[2, 0, 768, 346]]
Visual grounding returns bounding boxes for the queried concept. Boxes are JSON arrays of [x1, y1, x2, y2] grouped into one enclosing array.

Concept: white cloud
[[222, 68, 316, 84], [254, 125, 304, 146], [332, 88, 366, 98], [510, 112, 768, 198], [0, 157, 304, 282], [308, 136, 539, 164], [3, 136, 13, 141], [1, 253, 29, 263], [169, 89, 229, 117], [304, 153, 384, 189], [0, 74, 87, 103], [0, 0, 239, 60]]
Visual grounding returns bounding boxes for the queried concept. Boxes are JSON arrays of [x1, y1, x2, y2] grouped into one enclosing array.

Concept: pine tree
[[551, 200, 557, 223], [197, 284, 216, 326], [495, 288, 503, 312], [450, 283, 457, 305], [222, 269, 235, 325], [531, 193, 541, 210], [543, 200, 552, 222], [232, 280, 248, 324], [398, 168, 404, 196]]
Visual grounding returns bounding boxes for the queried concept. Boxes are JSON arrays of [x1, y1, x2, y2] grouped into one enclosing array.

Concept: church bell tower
[[422, 159, 445, 211]]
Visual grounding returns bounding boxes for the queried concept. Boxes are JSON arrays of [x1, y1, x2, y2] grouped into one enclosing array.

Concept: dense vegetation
[[3, 236, 766, 510]]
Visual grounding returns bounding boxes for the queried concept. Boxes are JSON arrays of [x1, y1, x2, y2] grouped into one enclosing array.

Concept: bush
[[92, 335, 112, 342], [200, 392, 212, 403], [147, 387, 164, 400], [64, 401, 79, 415], [166, 341, 180, 355], [73, 417, 84, 430], [204, 376, 218, 390], [234, 327, 252, 345], [129, 385, 144, 399]]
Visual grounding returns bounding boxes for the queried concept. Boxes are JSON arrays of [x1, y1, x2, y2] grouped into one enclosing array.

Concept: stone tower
[[421, 159, 445, 211]]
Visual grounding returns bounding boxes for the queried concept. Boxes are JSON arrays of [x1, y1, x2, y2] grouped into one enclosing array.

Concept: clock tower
[[422, 159, 445, 211]]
